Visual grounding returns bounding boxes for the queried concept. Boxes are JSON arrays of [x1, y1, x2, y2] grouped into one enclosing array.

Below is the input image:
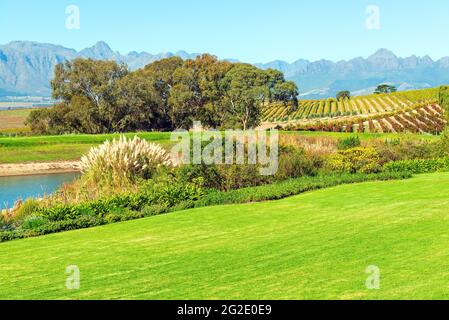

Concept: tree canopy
[[374, 84, 397, 94], [27, 55, 298, 134], [336, 90, 351, 100]]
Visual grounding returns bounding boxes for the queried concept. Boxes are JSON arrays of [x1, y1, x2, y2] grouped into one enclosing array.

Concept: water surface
[[0, 173, 79, 209]]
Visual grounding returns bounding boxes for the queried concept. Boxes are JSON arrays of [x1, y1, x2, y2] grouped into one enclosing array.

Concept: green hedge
[[0, 171, 411, 243], [39, 180, 205, 222], [384, 158, 449, 174], [195, 171, 411, 207]]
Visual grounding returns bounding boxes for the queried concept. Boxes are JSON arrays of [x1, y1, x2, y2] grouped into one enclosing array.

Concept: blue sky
[[1, 0, 448, 63]]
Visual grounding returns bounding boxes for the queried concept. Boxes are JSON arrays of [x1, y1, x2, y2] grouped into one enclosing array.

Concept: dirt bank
[[0, 161, 81, 177]]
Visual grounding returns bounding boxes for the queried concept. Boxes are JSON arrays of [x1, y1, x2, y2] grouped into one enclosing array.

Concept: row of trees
[[336, 85, 398, 100], [26, 55, 298, 134]]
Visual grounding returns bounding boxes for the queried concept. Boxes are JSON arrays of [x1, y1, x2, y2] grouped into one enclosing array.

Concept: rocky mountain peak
[[367, 49, 399, 69], [79, 41, 116, 60]]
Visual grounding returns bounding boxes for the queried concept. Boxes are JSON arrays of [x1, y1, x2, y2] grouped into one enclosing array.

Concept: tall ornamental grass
[[80, 135, 173, 185]]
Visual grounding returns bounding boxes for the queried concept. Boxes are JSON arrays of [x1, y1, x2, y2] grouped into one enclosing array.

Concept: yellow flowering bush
[[328, 147, 381, 174]]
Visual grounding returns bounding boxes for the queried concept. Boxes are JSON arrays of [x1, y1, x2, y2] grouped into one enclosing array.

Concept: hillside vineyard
[[262, 88, 445, 134]]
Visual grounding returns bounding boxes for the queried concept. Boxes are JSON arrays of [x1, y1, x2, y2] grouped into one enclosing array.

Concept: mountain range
[[0, 41, 199, 97], [255, 49, 449, 98], [1, 41, 449, 99]]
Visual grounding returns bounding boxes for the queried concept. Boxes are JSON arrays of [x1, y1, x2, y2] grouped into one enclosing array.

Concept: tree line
[[336, 85, 397, 100], [26, 55, 299, 134]]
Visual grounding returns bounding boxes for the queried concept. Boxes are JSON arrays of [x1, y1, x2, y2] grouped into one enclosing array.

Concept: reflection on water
[[0, 173, 79, 209]]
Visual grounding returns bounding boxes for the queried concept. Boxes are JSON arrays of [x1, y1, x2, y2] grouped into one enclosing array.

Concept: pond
[[0, 172, 79, 209]]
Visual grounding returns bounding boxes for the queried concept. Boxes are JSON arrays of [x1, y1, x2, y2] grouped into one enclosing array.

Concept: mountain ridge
[[1, 41, 449, 99]]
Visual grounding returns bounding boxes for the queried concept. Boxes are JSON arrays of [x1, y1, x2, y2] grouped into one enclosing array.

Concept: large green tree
[[141, 56, 183, 126], [272, 81, 299, 106], [222, 64, 267, 130], [169, 54, 232, 129], [114, 71, 164, 131], [265, 69, 285, 103], [51, 58, 129, 133]]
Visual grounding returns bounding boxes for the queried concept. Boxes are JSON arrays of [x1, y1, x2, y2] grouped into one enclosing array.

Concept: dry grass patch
[[280, 134, 337, 156]]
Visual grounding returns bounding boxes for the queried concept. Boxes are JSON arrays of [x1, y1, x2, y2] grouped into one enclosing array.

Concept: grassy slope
[[0, 131, 436, 164], [1, 172, 449, 300]]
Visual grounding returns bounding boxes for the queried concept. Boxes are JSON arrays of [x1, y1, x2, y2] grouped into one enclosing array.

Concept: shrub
[[219, 164, 270, 191], [33, 217, 106, 235], [104, 208, 144, 224], [328, 147, 381, 174], [275, 145, 317, 181], [196, 171, 412, 207], [439, 85, 449, 122], [0, 212, 12, 231], [337, 136, 361, 150], [175, 164, 223, 190], [39, 178, 205, 222], [371, 139, 440, 164], [175, 145, 321, 192], [174, 159, 269, 192], [141, 204, 170, 217], [10, 199, 43, 224], [434, 130, 449, 158], [21, 216, 48, 231], [145, 178, 206, 207], [384, 158, 449, 174], [80, 135, 173, 185]]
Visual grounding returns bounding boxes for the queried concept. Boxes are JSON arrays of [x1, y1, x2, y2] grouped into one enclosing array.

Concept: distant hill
[[0, 41, 200, 97], [1, 41, 449, 99]]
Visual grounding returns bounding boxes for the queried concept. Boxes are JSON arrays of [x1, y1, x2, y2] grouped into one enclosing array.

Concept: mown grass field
[[1, 172, 449, 300], [0, 108, 32, 131], [0, 131, 437, 164], [0, 132, 173, 163]]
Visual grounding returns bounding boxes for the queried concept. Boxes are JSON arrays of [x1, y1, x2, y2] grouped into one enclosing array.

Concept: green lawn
[[1, 172, 449, 300], [0, 132, 173, 163]]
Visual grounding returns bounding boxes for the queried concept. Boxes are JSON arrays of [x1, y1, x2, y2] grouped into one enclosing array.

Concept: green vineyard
[[286, 104, 444, 134], [262, 88, 438, 122], [262, 88, 444, 134]]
